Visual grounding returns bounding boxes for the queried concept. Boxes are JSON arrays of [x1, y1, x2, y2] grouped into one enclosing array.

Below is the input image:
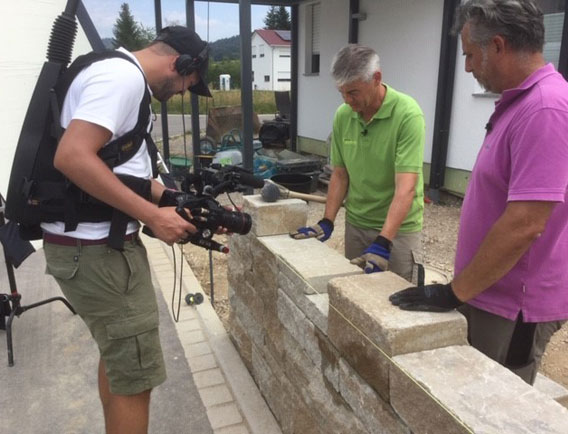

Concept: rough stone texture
[[391, 345, 568, 434], [228, 308, 253, 372], [261, 235, 362, 294], [534, 373, 568, 409], [278, 261, 329, 333], [277, 289, 340, 391], [339, 358, 410, 434], [328, 304, 392, 401], [243, 195, 308, 237], [328, 273, 467, 356]]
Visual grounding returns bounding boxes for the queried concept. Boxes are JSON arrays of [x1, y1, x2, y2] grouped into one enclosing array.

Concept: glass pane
[[538, 0, 565, 68]]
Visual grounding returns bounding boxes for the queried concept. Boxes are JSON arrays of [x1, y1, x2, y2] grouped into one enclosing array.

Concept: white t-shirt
[[41, 48, 153, 239]]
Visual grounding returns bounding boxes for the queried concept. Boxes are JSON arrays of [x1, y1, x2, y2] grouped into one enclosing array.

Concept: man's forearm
[[323, 168, 348, 222], [380, 172, 417, 240]]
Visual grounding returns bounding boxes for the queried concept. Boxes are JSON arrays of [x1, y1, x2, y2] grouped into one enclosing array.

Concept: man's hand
[[389, 283, 462, 312], [146, 207, 197, 245], [350, 235, 392, 273], [290, 218, 334, 242]]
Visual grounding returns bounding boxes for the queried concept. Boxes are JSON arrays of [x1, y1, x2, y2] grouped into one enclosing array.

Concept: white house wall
[[0, 0, 91, 198], [298, 0, 348, 142], [297, 0, 444, 163], [252, 33, 272, 90], [447, 41, 497, 171], [273, 47, 291, 91]]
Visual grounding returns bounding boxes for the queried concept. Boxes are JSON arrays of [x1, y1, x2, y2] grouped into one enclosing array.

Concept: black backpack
[[6, 50, 158, 249]]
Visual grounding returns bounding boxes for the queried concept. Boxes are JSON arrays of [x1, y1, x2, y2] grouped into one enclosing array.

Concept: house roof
[[254, 29, 291, 47]]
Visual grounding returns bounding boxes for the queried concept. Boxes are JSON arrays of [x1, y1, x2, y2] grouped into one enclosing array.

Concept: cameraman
[[42, 27, 210, 433]]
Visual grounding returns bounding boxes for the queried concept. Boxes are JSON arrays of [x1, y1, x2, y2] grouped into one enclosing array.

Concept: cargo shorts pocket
[[105, 310, 162, 371]]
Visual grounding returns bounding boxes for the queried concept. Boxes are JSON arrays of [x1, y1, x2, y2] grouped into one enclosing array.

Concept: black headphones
[[175, 44, 209, 76]]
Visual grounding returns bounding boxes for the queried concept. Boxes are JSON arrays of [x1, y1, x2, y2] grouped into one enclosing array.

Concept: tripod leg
[[6, 307, 17, 367], [21, 297, 76, 315]]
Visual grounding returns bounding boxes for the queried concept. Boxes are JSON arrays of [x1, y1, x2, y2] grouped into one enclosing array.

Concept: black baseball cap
[[155, 26, 212, 97]]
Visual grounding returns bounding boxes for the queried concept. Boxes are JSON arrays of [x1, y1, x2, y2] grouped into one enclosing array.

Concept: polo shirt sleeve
[[395, 113, 425, 173], [330, 109, 345, 168], [509, 108, 568, 203]]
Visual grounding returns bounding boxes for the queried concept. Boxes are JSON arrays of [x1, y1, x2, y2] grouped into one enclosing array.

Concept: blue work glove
[[289, 218, 334, 242], [350, 235, 392, 273], [389, 283, 462, 312]]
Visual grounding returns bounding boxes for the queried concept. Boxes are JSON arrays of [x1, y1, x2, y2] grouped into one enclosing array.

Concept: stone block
[[328, 272, 467, 357], [277, 326, 368, 434], [534, 373, 568, 409], [260, 235, 361, 294], [229, 286, 265, 348], [278, 264, 329, 333], [277, 289, 339, 390], [328, 304, 392, 400], [338, 358, 409, 434], [243, 195, 307, 237], [391, 345, 568, 434], [228, 310, 252, 372]]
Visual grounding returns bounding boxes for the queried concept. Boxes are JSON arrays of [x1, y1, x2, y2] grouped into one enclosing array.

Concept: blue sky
[[82, 1, 272, 42]]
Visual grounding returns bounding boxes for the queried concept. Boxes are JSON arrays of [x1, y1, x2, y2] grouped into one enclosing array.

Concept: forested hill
[[209, 35, 240, 61]]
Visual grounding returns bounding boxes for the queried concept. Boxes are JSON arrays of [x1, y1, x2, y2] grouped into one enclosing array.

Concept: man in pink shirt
[[390, 0, 568, 384]]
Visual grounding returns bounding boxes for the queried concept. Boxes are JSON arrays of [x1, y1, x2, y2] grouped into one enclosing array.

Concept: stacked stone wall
[[228, 196, 568, 433]]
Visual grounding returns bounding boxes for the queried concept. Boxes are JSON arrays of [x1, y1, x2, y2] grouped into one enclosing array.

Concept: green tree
[[263, 6, 291, 30], [112, 3, 154, 51]]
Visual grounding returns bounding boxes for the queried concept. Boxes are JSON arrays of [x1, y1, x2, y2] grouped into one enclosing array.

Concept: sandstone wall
[[227, 195, 568, 434]]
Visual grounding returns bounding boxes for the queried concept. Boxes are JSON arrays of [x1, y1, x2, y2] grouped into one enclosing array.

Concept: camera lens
[[220, 210, 252, 235]]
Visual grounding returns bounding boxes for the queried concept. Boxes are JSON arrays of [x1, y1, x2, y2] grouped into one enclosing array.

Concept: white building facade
[[0, 0, 90, 197], [252, 29, 291, 91]]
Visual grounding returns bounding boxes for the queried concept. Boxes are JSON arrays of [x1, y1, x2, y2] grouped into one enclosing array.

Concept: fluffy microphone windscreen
[[260, 182, 280, 202]]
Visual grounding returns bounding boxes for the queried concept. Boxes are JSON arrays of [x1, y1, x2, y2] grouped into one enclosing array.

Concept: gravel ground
[[182, 190, 568, 390]]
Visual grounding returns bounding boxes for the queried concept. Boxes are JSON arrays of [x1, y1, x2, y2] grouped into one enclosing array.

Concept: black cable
[[170, 245, 182, 322]]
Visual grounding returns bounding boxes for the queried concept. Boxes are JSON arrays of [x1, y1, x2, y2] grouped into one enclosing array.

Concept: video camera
[[157, 164, 264, 252]]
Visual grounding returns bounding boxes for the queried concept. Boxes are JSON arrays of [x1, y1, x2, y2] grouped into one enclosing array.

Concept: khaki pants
[[344, 221, 422, 282], [458, 304, 565, 385]]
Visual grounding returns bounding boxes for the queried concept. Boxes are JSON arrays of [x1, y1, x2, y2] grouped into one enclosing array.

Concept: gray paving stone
[[392, 345, 568, 434], [194, 368, 226, 389], [188, 353, 218, 373], [199, 384, 234, 407], [207, 403, 244, 430], [185, 341, 213, 357], [214, 425, 250, 434]]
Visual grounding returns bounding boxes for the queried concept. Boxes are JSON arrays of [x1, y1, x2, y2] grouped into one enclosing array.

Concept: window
[[305, 3, 321, 74], [264, 75, 270, 82], [280, 54, 291, 58], [252, 45, 257, 58], [538, 0, 565, 68], [259, 44, 265, 58], [252, 71, 255, 82]]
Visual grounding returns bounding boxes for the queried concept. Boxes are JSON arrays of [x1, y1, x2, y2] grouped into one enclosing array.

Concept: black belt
[[43, 231, 138, 246]]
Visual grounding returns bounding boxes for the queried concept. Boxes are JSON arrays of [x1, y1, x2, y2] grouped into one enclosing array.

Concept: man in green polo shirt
[[291, 44, 425, 281]]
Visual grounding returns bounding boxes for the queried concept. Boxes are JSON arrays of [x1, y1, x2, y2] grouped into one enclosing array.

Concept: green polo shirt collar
[[350, 84, 396, 124]]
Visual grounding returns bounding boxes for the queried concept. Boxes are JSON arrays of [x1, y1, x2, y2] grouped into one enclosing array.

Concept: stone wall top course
[[260, 235, 362, 294], [328, 273, 467, 356], [391, 345, 568, 434], [243, 195, 308, 237]]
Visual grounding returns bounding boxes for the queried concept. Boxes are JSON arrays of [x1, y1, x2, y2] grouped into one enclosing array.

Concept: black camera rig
[[154, 164, 263, 252]]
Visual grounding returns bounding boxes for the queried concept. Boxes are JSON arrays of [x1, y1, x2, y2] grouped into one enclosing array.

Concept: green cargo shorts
[[43, 236, 166, 395]]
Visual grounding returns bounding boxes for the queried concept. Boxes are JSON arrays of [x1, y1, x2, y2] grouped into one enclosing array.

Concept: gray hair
[[452, 0, 544, 52], [330, 44, 381, 87]]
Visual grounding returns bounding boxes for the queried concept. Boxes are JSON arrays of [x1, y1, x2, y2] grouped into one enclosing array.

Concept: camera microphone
[[361, 129, 368, 136], [485, 122, 493, 132]]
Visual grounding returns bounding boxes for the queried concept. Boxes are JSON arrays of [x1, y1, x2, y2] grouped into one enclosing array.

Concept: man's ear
[[493, 34, 506, 54], [373, 70, 382, 85]]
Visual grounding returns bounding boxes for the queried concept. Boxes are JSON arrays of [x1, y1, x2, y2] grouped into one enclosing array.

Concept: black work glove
[[389, 283, 462, 312]]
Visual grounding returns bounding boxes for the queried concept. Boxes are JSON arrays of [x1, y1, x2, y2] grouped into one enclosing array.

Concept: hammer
[[261, 180, 327, 203]]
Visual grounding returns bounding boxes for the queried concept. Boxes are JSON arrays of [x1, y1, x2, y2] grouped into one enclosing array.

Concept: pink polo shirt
[[454, 64, 568, 322]]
